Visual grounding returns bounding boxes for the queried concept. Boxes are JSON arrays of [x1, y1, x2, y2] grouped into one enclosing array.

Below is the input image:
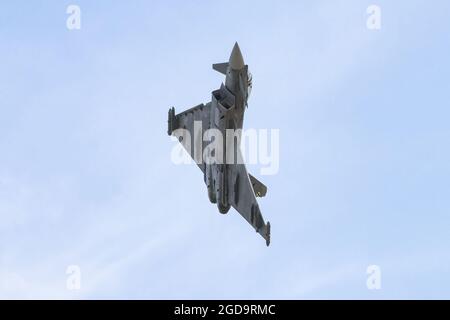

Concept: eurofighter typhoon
[[167, 43, 271, 246]]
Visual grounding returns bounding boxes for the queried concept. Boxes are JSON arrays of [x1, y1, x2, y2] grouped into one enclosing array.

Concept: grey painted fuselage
[[168, 43, 271, 246]]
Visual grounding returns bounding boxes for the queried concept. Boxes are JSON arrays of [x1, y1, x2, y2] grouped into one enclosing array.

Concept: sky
[[1, 0, 450, 299]]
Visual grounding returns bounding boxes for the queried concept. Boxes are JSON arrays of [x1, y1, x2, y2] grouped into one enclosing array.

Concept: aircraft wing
[[168, 103, 211, 172], [228, 152, 271, 246], [169, 104, 270, 245]]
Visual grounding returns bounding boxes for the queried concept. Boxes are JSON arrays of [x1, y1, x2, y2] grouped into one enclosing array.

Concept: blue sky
[[1, 0, 450, 299]]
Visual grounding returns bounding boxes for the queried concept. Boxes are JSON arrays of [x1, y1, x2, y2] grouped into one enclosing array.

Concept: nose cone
[[229, 42, 245, 70]]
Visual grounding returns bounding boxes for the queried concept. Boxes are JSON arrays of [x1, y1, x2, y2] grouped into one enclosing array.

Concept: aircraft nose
[[229, 42, 245, 70]]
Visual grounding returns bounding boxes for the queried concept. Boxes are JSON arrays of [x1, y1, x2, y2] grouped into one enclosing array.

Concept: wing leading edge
[[168, 103, 211, 172]]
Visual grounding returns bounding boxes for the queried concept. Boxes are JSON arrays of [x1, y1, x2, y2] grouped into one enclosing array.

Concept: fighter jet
[[167, 43, 271, 246]]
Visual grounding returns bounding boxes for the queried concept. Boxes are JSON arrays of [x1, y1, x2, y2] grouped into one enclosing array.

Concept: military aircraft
[[167, 43, 271, 246]]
